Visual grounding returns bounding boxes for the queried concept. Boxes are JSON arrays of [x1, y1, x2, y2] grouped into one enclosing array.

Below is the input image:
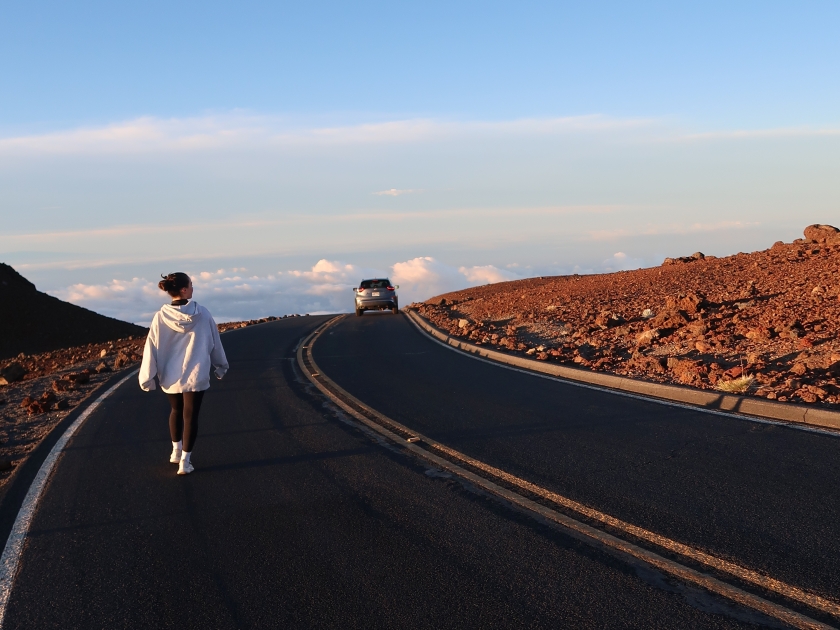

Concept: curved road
[[1, 315, 825, 628], [313, 314, 840, 609]]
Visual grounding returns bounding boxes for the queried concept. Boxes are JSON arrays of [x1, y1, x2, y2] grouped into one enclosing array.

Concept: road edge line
[[0, 369, 138, 628], [405, 308, 840, 434]]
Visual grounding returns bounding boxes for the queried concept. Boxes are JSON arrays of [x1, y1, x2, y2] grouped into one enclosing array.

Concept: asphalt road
[[313, 313, 840, 605], [2, 315, 801, 628]]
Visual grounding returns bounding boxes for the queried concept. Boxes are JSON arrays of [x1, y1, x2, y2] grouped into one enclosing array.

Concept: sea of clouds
[[49, 251, 656, 326], [50, 256, 542, 326]]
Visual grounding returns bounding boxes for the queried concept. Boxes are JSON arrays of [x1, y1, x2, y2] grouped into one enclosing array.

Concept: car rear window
[[360, 279, 391, 289]]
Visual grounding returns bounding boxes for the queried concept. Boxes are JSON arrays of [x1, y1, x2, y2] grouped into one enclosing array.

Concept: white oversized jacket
[[139, 301, 229, 393]]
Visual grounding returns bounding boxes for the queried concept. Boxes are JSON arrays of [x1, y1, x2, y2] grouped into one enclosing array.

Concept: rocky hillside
[[0, 263, 146, 360], [411, 225, 840, 408]]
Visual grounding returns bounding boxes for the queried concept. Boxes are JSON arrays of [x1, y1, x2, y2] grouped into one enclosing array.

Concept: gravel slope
[[412, 226, 840, 409]]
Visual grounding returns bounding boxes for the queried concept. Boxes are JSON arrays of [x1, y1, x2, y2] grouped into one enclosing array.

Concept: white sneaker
[[177, 460, 194, 475], [170, 449, 182, 464]]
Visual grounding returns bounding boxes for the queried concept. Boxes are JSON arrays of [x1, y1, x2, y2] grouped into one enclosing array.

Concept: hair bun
[[158, 272, 190, 297], [158, 276, 173, 293]]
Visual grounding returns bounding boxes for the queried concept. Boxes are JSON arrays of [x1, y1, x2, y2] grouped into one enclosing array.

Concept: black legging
[[167, 391, 205, 452]]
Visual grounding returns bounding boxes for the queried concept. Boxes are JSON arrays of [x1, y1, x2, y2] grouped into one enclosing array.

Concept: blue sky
[[2, 1, 839, 322], [3, 1, 838, 130]]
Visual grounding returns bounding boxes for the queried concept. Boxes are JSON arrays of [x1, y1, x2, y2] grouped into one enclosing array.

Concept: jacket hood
[[159, 301, 202, 333]]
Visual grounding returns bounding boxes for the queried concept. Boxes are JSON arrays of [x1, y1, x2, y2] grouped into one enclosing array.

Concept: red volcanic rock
[[26, 391, 57, 415], [413, 226, 840, 408], [113, 350, 136, 370], [662, 252, 705, 266], [652, 309, 690, 330], [0, 363, 26, 385], [724, 366, 744, 379], [52, 379, 72, 393], [627, 355, 666, 374], [65, 371, 91, 384], [666, 291, 707, 314], [804, 224, 840, 244]]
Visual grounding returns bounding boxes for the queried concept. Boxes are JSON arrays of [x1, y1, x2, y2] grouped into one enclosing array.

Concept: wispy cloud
[[0, 115, 268, 155], [678, 127, 840, 142], [587, 220, 759, 242], [1, 204, 624, 251], [3, 112, 837, 156], [372, 188, 422, 197], [0, 114, 655, 156]]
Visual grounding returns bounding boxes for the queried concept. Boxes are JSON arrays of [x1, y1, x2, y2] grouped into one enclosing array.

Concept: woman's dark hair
[[158, 272, 191, 297]]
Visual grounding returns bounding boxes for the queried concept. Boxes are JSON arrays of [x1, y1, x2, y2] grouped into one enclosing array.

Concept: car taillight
[[387, 286, 394, 291]]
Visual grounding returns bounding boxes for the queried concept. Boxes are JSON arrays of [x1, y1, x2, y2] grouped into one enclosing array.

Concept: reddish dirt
[[0, 337, 146, 496], [410, 225, 840, 410]]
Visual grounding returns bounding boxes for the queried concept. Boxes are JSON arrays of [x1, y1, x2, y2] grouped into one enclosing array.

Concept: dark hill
[[0, 263, 146, 360]]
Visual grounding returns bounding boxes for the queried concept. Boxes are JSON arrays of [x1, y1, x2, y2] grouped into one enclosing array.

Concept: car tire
[[392, 306, 399, 314], [356, 308, 363, 317]]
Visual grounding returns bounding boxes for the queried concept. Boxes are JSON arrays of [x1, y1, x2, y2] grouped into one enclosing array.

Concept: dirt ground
[[0, 337, 146, 495]]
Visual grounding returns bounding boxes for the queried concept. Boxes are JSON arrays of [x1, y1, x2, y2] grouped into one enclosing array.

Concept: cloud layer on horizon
[[51, 257, 526, 325]]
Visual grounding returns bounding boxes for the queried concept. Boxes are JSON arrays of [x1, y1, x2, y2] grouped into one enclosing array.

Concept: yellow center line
[[429, 439, 840, 618]]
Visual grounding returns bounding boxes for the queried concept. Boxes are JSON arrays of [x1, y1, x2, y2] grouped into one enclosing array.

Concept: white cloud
[[601, 252, 647, 272], [458, 264, 519, 284], [587, 220, 758, 242], [4, 112, 837, 157], [0, 114, 655, 156], [56, 277, 170, 325], [51, 260, 374, 325], [372, 188, 421, 196], [50, 256, 526, 324], [390, 257, 467, 304], [391, 257, 522, 304], [1, 205, 623, 253], [0, 115, 269, 155]]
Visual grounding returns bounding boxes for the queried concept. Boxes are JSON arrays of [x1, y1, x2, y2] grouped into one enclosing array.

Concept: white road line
[[0, 370, 137, 629], [404, 312, 840, 438]]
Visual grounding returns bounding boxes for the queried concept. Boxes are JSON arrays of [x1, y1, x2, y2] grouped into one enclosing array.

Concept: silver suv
[[354, 279, 399, 316]]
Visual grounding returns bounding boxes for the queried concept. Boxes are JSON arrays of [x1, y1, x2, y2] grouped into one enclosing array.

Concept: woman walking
[[139, 272, 229, 475]]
